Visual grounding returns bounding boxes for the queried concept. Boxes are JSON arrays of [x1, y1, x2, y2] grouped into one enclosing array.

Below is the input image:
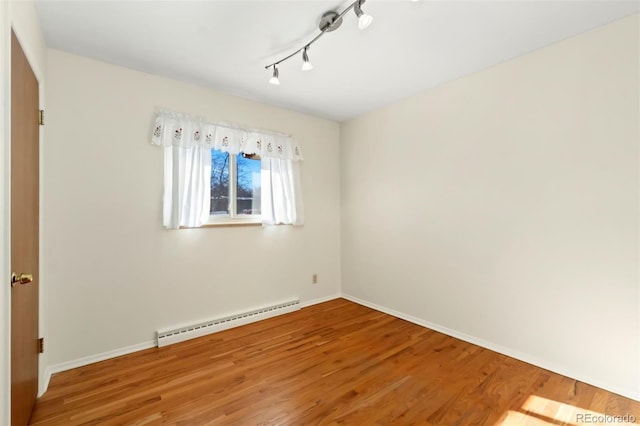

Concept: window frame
[[207, 150, 262, 225]]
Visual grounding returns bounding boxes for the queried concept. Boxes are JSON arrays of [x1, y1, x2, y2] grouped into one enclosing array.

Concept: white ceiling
[[35, 0, 639, 121]]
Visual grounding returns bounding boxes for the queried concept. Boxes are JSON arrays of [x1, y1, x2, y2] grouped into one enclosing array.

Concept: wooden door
[[11, 29, 40, 426]]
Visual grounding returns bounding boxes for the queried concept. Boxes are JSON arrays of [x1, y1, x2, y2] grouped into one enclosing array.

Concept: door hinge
[[38, 109, 44, 126], [38, 337, 44, 354]]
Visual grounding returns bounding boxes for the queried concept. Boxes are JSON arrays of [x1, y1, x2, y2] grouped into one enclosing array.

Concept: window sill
[[204, 221, 262, 228], [182, 221, 262, 229]]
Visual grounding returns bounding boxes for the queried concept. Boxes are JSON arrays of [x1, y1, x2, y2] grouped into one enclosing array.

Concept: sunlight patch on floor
[[522, 395, 582, 424], [497, 409, 556, 425], [496, 394, 637, 426]]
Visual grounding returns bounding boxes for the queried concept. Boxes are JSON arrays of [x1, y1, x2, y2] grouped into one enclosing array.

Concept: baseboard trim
[[38, 368, 51, 398], [341, 293, 640, 402], [39, 294, 343, 397], [48, 340, 157, 375], [300, 292, 342, 308], [40, 340, 156, 396]]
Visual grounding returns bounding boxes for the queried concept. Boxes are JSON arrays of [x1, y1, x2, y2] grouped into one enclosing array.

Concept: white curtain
[[151, 110, 304, 161], [261, 158, 304, 226], [152, 110, 304, 228], [163, 146, 211, 229]]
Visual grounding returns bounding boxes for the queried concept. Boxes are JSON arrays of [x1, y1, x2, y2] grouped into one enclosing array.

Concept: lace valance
[[150, 110, 303, 161]]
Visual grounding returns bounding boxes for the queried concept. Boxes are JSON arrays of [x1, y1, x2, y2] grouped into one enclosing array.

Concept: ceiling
[[35, 0, 639, 122]]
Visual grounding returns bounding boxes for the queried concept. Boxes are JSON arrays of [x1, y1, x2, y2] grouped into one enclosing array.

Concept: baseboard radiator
[[156, 299, 300, 347]]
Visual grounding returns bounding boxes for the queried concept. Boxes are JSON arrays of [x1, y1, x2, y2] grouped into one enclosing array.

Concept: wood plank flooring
[[30, 299, 639, 425]]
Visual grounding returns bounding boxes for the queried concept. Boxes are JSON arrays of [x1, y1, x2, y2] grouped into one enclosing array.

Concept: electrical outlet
[[312, 274, 318, 284]]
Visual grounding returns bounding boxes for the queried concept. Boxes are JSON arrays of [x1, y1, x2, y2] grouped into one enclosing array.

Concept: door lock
[[11, 272, 33, 287]]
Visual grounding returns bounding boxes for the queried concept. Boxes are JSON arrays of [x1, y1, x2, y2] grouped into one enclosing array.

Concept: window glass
[[210, 150, 229, 215], [236, 154, 261, 215]]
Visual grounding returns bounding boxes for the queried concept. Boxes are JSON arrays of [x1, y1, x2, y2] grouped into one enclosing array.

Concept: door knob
[[11, 272, 33, 287]]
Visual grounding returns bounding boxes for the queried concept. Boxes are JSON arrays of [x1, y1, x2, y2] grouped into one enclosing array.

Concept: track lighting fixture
[[265, 0, 373, 84], [301, 48, 313, 71], [269, 65, 280, 85]]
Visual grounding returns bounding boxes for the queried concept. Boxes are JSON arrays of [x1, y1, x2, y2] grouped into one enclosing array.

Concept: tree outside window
[[210, 149, 261, 219]]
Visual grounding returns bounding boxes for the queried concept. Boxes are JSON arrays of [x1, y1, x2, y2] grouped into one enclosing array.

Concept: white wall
[[0, 0, 48, 420], [341, 15, 639, 399], [44, 50, 341, 366]]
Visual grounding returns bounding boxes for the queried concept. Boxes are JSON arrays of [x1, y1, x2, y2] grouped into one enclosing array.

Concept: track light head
[[269, 65, 280, 85], [302, 48, 313, 71], [354, 0, 373, 30]]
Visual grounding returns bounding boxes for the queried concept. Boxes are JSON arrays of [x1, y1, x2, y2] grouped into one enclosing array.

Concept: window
[[151, 110, 304, 229], [210, 149, 261, 223]]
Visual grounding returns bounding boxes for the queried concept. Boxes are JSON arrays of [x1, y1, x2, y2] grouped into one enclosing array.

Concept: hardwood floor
[[30, 299, 639, 425]]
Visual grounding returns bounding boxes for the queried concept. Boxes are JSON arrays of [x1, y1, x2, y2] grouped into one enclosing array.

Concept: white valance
[[151, 110, 303, 161]]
